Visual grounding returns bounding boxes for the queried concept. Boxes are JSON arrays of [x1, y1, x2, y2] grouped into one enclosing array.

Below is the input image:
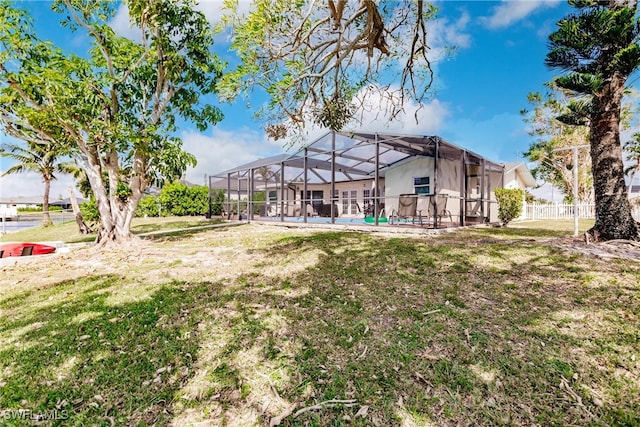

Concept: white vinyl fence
[[520, 202, 640, 221]]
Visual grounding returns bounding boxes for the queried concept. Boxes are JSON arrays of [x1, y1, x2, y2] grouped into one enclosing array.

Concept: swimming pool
[[254, 216, 389, 225]]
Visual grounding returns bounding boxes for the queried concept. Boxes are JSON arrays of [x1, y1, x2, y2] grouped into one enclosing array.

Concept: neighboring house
[[0, 196, 43, 220], [628, 184, 640, 197], [0, 196, 87, 219], [503, 162, 537, 190], [0, 196, 43, 210], [50, 197, 87, 210], [210, 131, 535, 226]]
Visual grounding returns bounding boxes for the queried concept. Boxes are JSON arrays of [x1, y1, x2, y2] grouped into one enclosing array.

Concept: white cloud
[[197, 0, 253, 26], [529, 181, 564, 203], [481, 0, 562, 30], [350, 86, 450, 135], [428, 10, 472, 60], [0, 171, 79, 200], [110, 4, 140, 41], [181, 126, 283, 184], [268, 85, 451, 151]]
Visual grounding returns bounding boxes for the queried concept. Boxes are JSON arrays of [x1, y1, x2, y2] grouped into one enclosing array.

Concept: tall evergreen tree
[[546, 0, 640, 241]]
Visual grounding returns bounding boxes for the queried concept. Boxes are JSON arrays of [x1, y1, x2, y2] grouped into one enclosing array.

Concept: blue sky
[[1, 1, 581, 201]]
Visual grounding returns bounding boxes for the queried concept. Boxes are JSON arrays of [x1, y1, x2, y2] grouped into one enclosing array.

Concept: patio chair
[[303, 203, 317, 217], [428, 194, 452, 227], [464, 200, 486, 224], [319, 203, 338, 218], [390, 194, 423, 225]]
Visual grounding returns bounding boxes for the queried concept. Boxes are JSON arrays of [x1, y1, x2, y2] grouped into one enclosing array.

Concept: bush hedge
[[494, 188, 524, 226]]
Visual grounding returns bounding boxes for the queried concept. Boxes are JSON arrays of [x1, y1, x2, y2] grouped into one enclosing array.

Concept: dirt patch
[[546, 237, 640, 261]]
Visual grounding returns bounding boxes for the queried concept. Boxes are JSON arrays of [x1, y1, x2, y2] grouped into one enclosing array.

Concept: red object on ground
[[0, 242, 56, 258]]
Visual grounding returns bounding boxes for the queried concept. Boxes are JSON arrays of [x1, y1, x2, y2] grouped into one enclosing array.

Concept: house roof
[[210, 131, 504, 185], [0, 195, 44, 205], [50, 197, 87, 206], [504, 162, 537, 188]]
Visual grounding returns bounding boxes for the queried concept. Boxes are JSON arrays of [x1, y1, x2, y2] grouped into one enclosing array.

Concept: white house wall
[[384, 157, 507, 223], [384, 157, 464, 217], [503, 169, 530, 190], [385, 157, 434, 214]]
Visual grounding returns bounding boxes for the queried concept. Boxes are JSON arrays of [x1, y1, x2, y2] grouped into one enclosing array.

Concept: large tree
[[218, 0, 438, 140], [521, 84, 594, 203], [546, 0, 640, 241], [0, 0, 224, 245]]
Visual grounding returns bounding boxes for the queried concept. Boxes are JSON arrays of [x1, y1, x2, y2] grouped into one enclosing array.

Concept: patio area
[[209, 131, 534, 230]]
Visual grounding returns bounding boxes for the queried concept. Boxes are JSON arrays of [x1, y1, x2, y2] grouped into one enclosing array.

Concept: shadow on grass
[[243, 231, 640, 426], [0, 229, 638, 426], [0, 275, 219, 425], [463, 226, 569, 239], [131, 219, 219, 235]]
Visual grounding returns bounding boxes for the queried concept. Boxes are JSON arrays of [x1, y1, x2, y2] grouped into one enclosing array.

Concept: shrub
[[157, 182, 209, 216], [17, 206, 63, 212], [136, 195, 160, 217], [210, 188, 225, 215], [495, 188, 524, 226], [79, 199, 100, 224]]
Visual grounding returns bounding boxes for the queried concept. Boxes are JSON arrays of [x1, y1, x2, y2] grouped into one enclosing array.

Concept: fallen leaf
[[355, 405, 369, 418]]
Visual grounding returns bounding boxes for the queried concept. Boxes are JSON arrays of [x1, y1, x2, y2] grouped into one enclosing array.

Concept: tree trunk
[[68, 186, 90, 234], [588, 73, 640, 241], [85, 151, 149, 246], [82, 149, 137, 246], [42, 178, 53, 227]]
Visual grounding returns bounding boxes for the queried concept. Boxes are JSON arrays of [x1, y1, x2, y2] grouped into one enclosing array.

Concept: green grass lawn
[[0, 220, 637, 426]]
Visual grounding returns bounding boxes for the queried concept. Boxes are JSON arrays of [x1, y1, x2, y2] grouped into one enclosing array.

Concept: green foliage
[[545, 1, 640, 118], [210, 188, 226, 216], [624, 132, 640, 196], [157, 182, 209, 217], [17, 206, 63, 212], [495, 188, 525, 226], [545, 0, 640, 240], [252, 191, 265, 215], [79, 200, 100, 224], [135, 187, 226, 217], [524, 190, 547, 204], [135, 195, 160, 218], [521, 83, 593, 203], [0, 0, 225, 243]]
